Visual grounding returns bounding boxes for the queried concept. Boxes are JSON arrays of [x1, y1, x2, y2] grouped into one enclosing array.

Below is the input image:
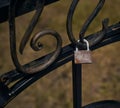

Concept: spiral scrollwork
[[19, 0, 45, 54], [67, 0, 109, 48], [9, 0, 62, 74]]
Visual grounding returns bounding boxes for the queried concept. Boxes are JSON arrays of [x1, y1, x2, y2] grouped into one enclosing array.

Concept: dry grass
[[0, 0, 120, 108]]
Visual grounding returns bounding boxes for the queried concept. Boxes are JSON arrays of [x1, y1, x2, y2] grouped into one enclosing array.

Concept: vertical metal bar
[[72, 60, 82, 108]]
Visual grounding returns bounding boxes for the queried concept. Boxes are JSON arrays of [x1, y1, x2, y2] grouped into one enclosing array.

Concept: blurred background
[[0, 0, 120, 108]]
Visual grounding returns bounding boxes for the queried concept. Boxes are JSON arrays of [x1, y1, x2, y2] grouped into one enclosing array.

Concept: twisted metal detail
[[9, 0, 62, 74], [67, 0, 109, 48]]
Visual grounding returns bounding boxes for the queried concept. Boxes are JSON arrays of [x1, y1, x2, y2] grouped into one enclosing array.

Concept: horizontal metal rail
[[0, 0, 59, 23], [0, 22, 120, 107]]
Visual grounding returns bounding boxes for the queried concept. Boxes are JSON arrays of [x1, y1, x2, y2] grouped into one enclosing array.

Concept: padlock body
[[74, 50, 92, 64]]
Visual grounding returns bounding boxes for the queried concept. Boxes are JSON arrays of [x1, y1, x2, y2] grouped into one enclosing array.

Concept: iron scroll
[[67, 0, 109, 49], [9, 0, 62, 74]]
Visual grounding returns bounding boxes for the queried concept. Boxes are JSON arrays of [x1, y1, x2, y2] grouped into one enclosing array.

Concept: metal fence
[[0, 0, 120, 108]]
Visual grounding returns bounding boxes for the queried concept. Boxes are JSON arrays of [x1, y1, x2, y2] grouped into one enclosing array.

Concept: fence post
[[72, 60, 82, 108]]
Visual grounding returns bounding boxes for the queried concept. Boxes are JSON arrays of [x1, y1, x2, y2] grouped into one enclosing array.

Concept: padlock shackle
[[83, 39, 90, 51], [76, 39, 90, 51]]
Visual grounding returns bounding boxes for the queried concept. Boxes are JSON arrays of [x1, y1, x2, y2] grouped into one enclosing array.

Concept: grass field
[[0, 0, 120, 108]]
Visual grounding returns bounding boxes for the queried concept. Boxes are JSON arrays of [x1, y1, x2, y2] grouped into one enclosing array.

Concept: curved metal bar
[[79, 0, 108, 45], [2, 22, 119, 85], [86, 18, 109, 47], [66, 0, 79, 44], [66, 0, 108, 47], [7, 31, 120, 101], [0, 22, 119, 107], [19, 0, 45, 54], [9, 0, 62, 74], [82, 100, 120, 108]]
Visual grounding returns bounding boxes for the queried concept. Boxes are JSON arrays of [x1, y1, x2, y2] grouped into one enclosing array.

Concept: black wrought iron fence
[[0, 0, 120, 108]]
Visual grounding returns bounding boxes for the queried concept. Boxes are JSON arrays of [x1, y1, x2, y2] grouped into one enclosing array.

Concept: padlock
[[74, 39, 92, 64]]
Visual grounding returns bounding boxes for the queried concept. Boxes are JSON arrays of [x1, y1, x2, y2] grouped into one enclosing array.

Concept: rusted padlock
[[74, 39, 92, 64]]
